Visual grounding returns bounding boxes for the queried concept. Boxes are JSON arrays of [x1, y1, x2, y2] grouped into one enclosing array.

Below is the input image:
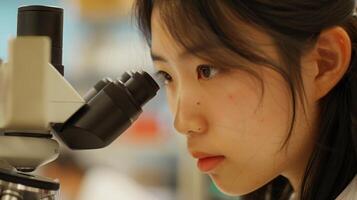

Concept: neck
[[281, 148, 312, 199]]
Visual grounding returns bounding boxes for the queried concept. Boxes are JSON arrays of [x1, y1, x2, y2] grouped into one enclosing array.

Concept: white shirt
[[336, 174, 357, 200], [289, 174, 357, 200]]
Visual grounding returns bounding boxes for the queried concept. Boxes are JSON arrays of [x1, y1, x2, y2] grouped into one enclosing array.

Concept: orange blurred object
[[74, 0, 134, 20], [117, 113, 164, 144]]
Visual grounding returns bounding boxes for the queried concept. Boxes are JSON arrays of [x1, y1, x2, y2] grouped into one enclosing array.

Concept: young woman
[[134, 1, 357, 199]]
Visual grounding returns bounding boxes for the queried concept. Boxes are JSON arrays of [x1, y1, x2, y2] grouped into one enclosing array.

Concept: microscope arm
[[0, 37, 85, 131]]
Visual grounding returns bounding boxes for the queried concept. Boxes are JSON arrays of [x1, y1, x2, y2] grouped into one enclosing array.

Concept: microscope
[[0, 5, 160, 200]]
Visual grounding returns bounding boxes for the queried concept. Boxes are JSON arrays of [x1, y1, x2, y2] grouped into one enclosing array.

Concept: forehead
[[151, 7, 184, 57], [152, 5, 274, 40], [150, 5, 279, 64]]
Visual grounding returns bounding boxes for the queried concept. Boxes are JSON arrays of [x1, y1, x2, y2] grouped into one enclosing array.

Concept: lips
[[190, 152, 226, 173]]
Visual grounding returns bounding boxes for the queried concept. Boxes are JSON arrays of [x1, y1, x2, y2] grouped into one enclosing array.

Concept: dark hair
[[134, 1, 357, 199]]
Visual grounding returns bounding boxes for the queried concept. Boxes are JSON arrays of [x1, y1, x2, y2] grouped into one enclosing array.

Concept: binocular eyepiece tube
[[52, 70, 160, 149]]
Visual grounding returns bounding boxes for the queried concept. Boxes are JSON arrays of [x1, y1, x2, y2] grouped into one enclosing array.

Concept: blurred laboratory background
[[0, 0, 240, 199]]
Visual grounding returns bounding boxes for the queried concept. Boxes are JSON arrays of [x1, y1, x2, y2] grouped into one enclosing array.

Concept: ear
[[312, 26, 352, 100]]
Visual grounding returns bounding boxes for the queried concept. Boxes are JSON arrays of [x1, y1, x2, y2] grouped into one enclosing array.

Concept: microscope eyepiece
[[52, 70, 160, 149], [119, 71, 132, 83], [123, 71, 160, 107]]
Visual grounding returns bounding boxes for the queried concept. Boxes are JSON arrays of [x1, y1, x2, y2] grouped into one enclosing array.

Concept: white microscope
[[0, 5, 160, 200]]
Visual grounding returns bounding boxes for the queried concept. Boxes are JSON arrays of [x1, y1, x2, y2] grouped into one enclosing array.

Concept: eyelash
[[155, 64, 222, 85]]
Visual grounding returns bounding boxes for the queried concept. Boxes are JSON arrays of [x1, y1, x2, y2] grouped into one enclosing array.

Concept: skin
[[150, 7, 352, 197]]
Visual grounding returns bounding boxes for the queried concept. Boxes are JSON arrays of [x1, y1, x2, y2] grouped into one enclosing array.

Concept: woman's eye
[[197, 64, 220, 79], [155, 64, 221, 86], [155, 70, 172, 85]]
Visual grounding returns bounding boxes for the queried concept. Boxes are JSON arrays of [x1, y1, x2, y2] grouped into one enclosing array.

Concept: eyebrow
[[151, 52, 168, 62], [151, 45, 210, 63]]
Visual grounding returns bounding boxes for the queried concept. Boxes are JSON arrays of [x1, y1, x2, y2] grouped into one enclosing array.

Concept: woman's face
[[151, 8, 319, 195]]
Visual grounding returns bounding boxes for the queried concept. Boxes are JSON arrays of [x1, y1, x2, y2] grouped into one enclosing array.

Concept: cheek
[[211, 86, 262, 125], [212, 71, 294, 159], [228, 94, 235, 102]]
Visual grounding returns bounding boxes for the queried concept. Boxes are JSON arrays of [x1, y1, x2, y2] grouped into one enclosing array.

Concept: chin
[[209, 174, 261, 197]]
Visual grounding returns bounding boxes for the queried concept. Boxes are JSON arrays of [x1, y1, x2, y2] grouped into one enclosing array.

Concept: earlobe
[[313, 26, 352, 100]]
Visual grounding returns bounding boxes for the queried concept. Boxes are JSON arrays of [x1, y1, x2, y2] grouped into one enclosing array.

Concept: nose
[[173, 92, 208, 137]]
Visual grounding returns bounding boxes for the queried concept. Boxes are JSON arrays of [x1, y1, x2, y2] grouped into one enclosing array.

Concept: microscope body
[[0, 36, 85, 171], [0, 37, 85, 199], [0, 5, 160, 200]]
